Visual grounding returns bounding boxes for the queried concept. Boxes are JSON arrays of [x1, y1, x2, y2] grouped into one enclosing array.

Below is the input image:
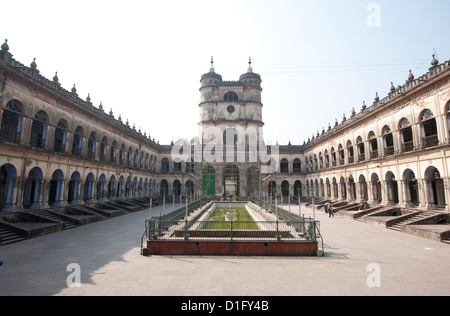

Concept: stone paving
[[0, 203, 449, 296]]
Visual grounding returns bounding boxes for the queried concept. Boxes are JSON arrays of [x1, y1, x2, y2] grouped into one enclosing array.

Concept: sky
[[3, 0, 450, 145]]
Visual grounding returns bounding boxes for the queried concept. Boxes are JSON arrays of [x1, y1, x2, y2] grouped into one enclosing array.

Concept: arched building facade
[[1, 40, 450, 212]]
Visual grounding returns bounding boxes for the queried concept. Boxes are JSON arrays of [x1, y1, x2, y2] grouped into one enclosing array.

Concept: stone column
[[402, 180, 411, 207], [41, 179, 50, 208]]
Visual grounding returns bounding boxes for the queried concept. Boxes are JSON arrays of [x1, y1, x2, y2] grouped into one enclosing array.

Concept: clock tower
[[198, 58, 264, 197]]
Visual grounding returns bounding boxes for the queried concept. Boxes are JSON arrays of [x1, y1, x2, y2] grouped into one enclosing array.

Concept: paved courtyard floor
[[0, 203, 449, 296]]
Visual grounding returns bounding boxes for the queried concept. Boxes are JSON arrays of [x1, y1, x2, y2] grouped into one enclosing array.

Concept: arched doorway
[[326, 178, 331, 198], [84, 173, 95, 203], [173, 179, 181, 197], [117, 176, 124, 199], [160, 179, 169, 197], [403, 169, 419, 206], [246, 166, 259, 197], [339, 177, 347, 200], [385, 171, 399, 204], [371, 173, 382, 203], [49, 169, 64, 206], [202, 166, 216, 196], [358, 174, 368, 201], [332, 177, 338, 199], [424, 166, 446, 208], [348, 176, 356, 201], [67, 171, 81, 205], [268, 180, 277, 199], [294, 180, 302, 198], [281, 180, 290, 202], [108, 175, 116, 200], [224, 165, 239, 197], [23, 167, 44, 209], [0, 163, 17, 212], [96, 174, 106, 203], [185, 180, 194, 197]]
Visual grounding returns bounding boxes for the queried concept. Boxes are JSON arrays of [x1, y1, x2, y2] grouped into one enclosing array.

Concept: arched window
[[399, 118, 414, 153], [161, 157, 170, 173], [100, 137, 108, 162], [127, 147, 132, 166], [338, 144, 344, 165], [119, 144, 125, 165], [173, 158, 182, 173], [324, 150, 329, 168], [134, 149, 139, 167], [420, 109, 438, 148], [54, 119, 67, 153], [330, 147, 336, 166], [382, 125, 394, 156], [280, 158, 289, 173], [87, 132, 97, 159], [293, 158, 301, 173], [72, 126, 84, 157], [0, 100, 23, 143], [347, 140, 354, 163], [186, 158, 194, 173], [356, 136, 365, 161], [110, 141, 117, 163], [30, 111, 48, 149], [224, 91, 238, 102], [368, 131, 378, 158]]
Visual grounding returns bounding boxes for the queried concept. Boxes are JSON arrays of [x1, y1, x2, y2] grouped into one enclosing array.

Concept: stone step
[[388, 213, 433, 231], [0, 227, 26, 245], [33, 211, 78, 229]]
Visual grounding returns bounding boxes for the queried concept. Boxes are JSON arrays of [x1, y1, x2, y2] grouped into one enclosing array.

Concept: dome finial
[[30, 58, 37, 69], [431, 54, 439, 67], [1, 39, 9, 52], [247, 56, 253, 72], [209, 56, 215, 72], [408, 69, 414, 81]]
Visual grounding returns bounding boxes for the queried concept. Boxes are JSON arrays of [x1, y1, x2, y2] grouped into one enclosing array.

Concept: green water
[[202, 207, 259, 230]]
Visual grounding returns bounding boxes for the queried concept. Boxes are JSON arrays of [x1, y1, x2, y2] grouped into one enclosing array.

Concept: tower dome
[[239, 57, 261, 84], [200, 57, 222, 85]]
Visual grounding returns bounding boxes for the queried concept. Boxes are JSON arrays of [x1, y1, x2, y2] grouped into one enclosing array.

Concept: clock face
[[227, 105, 235, 113]]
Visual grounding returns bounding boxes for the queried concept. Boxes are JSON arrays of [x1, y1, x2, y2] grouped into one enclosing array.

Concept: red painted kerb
[[145, 240, 318, 256]]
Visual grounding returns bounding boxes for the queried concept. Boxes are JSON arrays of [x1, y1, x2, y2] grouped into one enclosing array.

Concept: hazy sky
[[3, 0, 450, 145]]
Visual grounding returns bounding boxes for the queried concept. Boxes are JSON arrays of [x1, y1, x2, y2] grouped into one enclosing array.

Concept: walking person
[[328, 204, 334, 217]]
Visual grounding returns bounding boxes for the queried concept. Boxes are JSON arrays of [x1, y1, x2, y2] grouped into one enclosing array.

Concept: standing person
[[324, 202, 329, 214], [328, 204, 334, 217]]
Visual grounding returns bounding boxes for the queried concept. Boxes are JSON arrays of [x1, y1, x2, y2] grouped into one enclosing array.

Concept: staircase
[[74, 205, 109, 220], [388, 212, 431, 231], [33, 210, 77, 230], [0, 225, 26, 245]]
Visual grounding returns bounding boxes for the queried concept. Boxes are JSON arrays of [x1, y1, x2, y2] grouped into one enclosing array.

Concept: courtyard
[[0, 202, 449, 296]]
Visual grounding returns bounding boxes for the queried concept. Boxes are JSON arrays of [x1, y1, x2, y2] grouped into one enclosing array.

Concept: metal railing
[[142, 198, 324, 255], [146, 219, 319, 242]]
